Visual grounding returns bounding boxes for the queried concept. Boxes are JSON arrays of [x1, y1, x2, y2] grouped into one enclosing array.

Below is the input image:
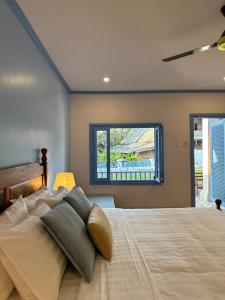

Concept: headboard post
[[215, 199, 222, 210], [41, 148, 48, 186]]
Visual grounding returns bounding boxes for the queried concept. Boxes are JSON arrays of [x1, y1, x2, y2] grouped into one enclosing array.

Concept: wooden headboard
[[0, 148, 48, 213]]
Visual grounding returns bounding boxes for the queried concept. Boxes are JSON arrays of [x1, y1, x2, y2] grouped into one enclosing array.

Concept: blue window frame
[[89, 123, 164, 185]]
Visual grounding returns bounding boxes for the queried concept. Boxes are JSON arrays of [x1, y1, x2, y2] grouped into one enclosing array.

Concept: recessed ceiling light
[[223, 77, 225, 81], [103, 77, 110, 83]]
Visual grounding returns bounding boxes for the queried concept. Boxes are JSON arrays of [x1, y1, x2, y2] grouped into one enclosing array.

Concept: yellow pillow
[[87, 204, 112, 260]]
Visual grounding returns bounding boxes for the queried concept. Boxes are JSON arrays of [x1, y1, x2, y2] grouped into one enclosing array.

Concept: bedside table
[[87, 194, 115, 208]]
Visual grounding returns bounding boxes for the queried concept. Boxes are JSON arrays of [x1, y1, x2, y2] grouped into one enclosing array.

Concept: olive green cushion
[[41, 201, 96, 282]]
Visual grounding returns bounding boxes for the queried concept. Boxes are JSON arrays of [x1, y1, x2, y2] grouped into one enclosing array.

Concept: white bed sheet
[[8, 207, 225, 300]]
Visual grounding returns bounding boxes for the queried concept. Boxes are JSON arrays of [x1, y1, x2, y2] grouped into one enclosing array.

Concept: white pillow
[[56, 186, 70, 195], [5, 201, 53, 300], [0, 195, 29, 228], [0, 195, 29, 300], [30, 201, 52, 217], [0, 202, 67, 300], [37, 187, 70, 208], [24, 186, 53, 212]]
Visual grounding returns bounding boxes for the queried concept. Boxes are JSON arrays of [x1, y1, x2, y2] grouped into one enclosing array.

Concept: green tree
[[97, 128, 139, 163], [98, 151, 139, 163]]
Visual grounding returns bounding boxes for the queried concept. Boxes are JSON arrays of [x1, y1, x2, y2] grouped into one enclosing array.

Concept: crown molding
[[70, 89, 225, 95]]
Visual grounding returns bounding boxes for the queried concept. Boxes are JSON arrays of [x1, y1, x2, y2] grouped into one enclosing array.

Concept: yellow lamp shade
[[53, 172, 75, 190]]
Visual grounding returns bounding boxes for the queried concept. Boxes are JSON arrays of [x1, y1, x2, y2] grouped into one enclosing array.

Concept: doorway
[[190, 114, 225, 207]]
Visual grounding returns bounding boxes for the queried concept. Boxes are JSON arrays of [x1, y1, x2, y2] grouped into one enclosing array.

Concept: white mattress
[[8, 207, 225, 300]]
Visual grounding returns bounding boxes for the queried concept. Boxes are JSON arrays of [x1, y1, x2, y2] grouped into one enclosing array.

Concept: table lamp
[[53, 172, 75, 190]]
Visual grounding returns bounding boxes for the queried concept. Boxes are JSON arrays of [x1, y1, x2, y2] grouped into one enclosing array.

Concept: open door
[[210, 119, 225, 204]]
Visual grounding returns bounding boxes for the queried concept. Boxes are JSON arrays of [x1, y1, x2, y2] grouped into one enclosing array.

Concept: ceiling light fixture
[[103, 77, 110, 83]]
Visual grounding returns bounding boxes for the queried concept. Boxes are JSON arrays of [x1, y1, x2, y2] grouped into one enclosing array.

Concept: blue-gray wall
[[0, 0, 69, 187]]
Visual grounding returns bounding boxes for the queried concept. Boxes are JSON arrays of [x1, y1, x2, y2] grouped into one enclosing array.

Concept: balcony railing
[[97, 171, 155, 181], [97, 159, 155, 181]]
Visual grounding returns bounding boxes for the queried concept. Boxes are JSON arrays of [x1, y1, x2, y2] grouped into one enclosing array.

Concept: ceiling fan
[[162, 5, 225, 62]]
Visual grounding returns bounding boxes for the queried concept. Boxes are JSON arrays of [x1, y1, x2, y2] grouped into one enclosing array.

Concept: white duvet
[[9, 207, 225, 300]]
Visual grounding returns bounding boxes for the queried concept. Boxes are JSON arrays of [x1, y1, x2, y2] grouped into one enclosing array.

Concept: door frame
[[190, 113, 225, 207]]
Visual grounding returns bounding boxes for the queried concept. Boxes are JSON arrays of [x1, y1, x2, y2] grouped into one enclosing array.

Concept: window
[[89, 123, 164, 185]]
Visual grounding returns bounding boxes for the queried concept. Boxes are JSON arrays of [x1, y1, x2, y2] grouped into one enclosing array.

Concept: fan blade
[[162, 43, 217, 62], [162, 50, 195, 62]]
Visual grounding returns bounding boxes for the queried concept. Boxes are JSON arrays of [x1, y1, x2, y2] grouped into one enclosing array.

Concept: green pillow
[[41, 201, 96, 283], [63, 187, 91, 223]]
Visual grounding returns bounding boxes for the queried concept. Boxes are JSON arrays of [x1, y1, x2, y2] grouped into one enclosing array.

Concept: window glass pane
[[110, 128, 155, 181], [97, 130, 107, 179]]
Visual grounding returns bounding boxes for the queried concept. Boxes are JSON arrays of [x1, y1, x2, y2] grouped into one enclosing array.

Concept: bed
[[1, 149, 225, 300]]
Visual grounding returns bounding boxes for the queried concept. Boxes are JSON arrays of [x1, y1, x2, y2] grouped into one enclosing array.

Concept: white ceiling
[[17, 0, 225, 91]]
